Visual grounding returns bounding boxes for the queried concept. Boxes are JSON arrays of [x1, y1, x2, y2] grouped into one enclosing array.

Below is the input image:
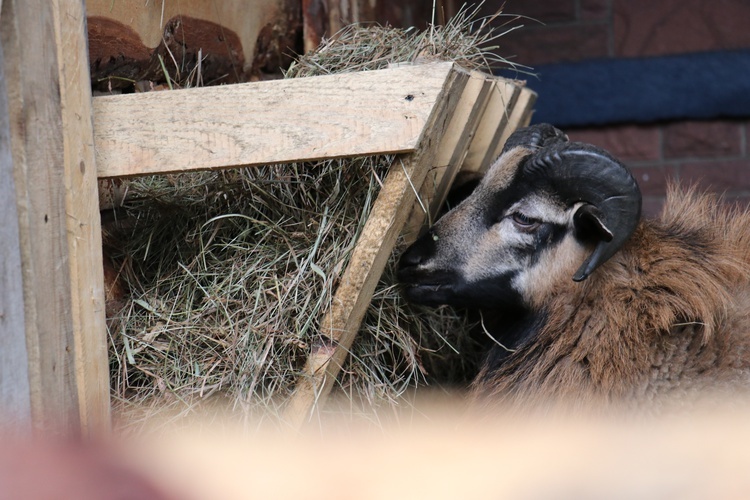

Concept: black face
[[396, 145, 576, 314], [397, 217, 568, 311], [397, 255, 524, 310]]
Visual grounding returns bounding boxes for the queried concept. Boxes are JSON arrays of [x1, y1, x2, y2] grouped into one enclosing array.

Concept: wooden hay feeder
[[0, 0, 535, 434]]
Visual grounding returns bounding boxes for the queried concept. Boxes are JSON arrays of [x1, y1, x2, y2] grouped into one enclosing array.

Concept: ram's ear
[[573, 204, 613, 243], [571, 204, 616, 282]]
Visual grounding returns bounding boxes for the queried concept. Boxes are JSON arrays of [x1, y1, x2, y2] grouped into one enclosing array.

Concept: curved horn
[[524, 141, 642, 282], [501, 123, 569, 154]]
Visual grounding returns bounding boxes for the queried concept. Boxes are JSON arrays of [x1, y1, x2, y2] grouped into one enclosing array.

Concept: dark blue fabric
[[499, 50, 750, 127]]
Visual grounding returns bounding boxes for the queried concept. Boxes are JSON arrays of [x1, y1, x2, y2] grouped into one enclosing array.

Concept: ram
[[398, 124, 750, 409]]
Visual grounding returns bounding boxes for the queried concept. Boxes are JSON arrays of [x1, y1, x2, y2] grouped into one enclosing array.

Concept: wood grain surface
[[93, 62, 456, 178]]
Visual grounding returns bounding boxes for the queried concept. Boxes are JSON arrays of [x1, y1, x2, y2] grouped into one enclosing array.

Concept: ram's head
[[397, 124, 642, 309]]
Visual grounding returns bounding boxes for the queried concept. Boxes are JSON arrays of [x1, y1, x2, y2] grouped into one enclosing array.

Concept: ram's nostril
[[399, 230, 437, 270], [399, 246, 425, 268]]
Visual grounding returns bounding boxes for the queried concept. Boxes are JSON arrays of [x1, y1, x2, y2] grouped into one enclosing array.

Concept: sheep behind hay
[[398, 124, 750, 408]]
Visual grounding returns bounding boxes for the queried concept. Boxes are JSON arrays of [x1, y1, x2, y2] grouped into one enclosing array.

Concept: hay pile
[[105, 6, 524, 426]]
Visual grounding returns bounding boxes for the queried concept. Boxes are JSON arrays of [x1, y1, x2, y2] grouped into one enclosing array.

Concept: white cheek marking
[[464, 221, 532, 282], [520, 235, 589, 308], [507, 194, 568, 225]]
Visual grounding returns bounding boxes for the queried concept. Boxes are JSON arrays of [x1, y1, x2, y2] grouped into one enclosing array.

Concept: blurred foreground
[[3, 397, 750, 499]]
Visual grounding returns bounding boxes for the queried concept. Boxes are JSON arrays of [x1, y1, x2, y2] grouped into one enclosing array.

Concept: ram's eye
[[511, 212, 540, 230]]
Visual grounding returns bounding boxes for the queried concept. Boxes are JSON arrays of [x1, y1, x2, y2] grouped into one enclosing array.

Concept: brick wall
[[567, 121, 750, 215], [477, 0, 750, 215]]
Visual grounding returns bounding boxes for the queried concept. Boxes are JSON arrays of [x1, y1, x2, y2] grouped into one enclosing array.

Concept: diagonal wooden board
[[283, 65, 472, 426], [93, 62, 460, 178], [401, 70, 495, 243], [492, 86, 538, 162], [463, 78, 521, 173]]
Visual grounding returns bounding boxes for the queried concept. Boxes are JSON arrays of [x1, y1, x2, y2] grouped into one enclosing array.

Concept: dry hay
[[104, 5, 525, 428]]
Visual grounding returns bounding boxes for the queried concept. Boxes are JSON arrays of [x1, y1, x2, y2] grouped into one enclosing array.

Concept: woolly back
[[474, 186, 750, 408]]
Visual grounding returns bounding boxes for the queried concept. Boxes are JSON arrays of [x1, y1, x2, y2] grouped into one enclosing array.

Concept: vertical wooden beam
[[284, 65, 468, 426], [0, 33, 32, 433], [1, 0, 109, 435], [54, 0, 110, 435]]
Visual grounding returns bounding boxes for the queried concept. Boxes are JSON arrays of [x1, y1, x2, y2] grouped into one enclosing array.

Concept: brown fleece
[[473, 186, 750, 409]]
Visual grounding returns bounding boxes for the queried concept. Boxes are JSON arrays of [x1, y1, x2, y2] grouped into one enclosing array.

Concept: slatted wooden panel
[[2, 7, 535, 433], [401, 70, 494, 243], [463, 79, 521, 173]]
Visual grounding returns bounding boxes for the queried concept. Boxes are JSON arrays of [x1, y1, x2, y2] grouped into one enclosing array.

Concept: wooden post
[[0, 30, 32, 434], [0, 0, 109, 435]]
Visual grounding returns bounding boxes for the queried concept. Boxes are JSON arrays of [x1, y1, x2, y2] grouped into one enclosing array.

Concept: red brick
[[496, 24, 609, 66], [581, 0, 610, 20], [663, 121, 743, 159], [614, 0, 750, 57], [679, 159, 750, 194], [498, 0, 576, 23], [567, 125, 661, 162], [629, 165, 679, 196]]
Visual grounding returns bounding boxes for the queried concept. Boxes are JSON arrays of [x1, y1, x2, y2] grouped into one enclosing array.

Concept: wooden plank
[[488, 86, 538, 164], [428, 72, 495, 216], [54, 0, 110, 435], [1, 0, 76, 434], [0, 0, 109, 435], [0, 31, 32, 433], [518, 89, 537, 128], [462, 78, 521, 173], [401, 70, 494, 242], [93, 62, 457, 178], [284, 65, 469, 427]]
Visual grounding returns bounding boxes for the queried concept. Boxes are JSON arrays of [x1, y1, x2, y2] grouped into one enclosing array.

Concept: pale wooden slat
[[1, 0, 109, 435], [1, 0, 78, 433], [515, 87, 537, 128], [54, 0, 110, 435], [284, 65, 469, 426], [93, 62, 457, 178], [0, 30, 32, 432], [487, 86, 538, 165], [428, 72, 496, 217], [401, 69, 494, 242], [462, 78, 521, 173]]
